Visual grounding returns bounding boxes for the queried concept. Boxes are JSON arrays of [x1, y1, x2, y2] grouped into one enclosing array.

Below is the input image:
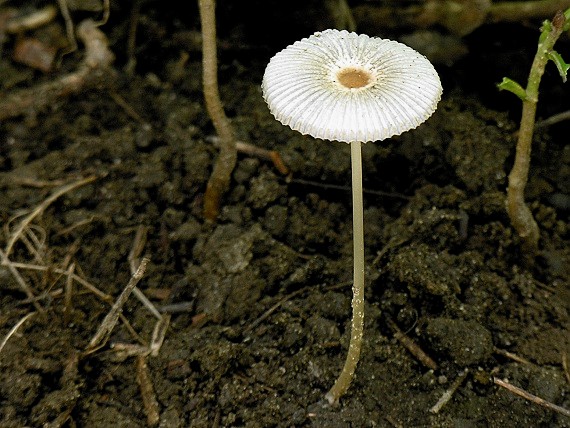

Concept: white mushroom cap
[[262, 29, 442, 143]]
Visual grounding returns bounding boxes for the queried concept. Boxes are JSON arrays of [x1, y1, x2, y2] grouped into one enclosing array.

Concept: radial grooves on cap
[[262, 29, 443, 143]]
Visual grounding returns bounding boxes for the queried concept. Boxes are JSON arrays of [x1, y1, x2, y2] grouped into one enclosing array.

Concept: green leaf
[[548, 51, 569, 82], [539, 22, 550, 44], [497, 77, 527, 100]]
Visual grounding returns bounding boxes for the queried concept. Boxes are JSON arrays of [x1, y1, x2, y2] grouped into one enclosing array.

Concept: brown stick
[[198, 0, 238, 222], [430, 369, 469, 414], [63, 262, 75, 323], [388, 319, 438, 371], [493, 377, 570, 417], [85, 257, 150, 353], [563, 352, 570, 385]]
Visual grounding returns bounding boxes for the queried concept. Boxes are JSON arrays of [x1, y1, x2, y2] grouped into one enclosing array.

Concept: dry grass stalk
[[0, 312, 36, 354], [85, 257, 150, 353], [128, 226, 162, 320], [4, 175, 97, 256], [63, 262, 75, 323], [0, 249, 45, 313]]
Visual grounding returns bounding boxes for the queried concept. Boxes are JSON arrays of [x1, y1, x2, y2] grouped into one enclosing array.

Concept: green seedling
[[498, 9, 569, 255]]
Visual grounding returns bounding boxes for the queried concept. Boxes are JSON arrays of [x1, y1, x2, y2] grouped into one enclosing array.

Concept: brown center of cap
[[337, 67, 372, 89]]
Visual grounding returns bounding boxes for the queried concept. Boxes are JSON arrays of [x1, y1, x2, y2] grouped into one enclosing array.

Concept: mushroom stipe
[[262, 29, 442, 405]]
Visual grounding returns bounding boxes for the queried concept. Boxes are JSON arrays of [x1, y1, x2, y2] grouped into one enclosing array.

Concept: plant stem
[[198, 0, 238, 222], [506, 11, 566, 253], [325, 141, 365, 405]]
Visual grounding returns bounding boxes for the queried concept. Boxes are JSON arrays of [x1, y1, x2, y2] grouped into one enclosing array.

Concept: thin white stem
[[325, 141, 365, 405]]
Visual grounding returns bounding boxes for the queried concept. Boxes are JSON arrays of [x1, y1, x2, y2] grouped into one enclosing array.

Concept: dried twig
[[63, 263, 75, 323], [5, 5, 58, 33], [17, 225, 47, 264], [494, 347, 533, 365], [208, 136, 289, 175], [4, 260, 112, 303], [42, 352, 81, 428], [242, 280, 351, 335], [95, 0, 110, 26], [387, 318, 438, 371], [0, 312, 36, 354], [242, 287, 309, 335], [150, 314, 170, 357], [430, 369, 469, 414], [5, 175, 97, 256], [8, 177, 73, 188], [109, 91, 145, 122], [85, 257, 150, 353], [536, 109, 570, 128], [0, 249, 45, 313], [56, 0, 78, 56], [54, 216, 96, 237], [45, 352, 81, 428], [125, 0, 141, 74], [563, 352, 570, 385], [493, 377, 570, 417], [128, 226, 162, 320], [136, 355, 160, 426]]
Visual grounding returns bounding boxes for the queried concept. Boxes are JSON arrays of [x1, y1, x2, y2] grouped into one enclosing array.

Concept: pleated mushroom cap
[[262, 29, 442, 143]]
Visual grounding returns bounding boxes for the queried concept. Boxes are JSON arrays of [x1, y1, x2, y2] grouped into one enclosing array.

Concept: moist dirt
[[0, 2, 569, 427]]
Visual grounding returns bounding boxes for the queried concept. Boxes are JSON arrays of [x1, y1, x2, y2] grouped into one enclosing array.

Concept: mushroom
[[262, 29, 442, 405]]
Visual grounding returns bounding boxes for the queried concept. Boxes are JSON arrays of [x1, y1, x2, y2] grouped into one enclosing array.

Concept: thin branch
[[388, 318, 438, 371], [494, 347, 533, 365], [128, 227, 162, 320], [536, 109, 570, 128], [85, 257, 150, 353], [493, 377, 570, 417]]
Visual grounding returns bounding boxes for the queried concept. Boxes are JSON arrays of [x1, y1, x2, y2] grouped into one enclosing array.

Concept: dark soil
[[0, 1, 569, 427]]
